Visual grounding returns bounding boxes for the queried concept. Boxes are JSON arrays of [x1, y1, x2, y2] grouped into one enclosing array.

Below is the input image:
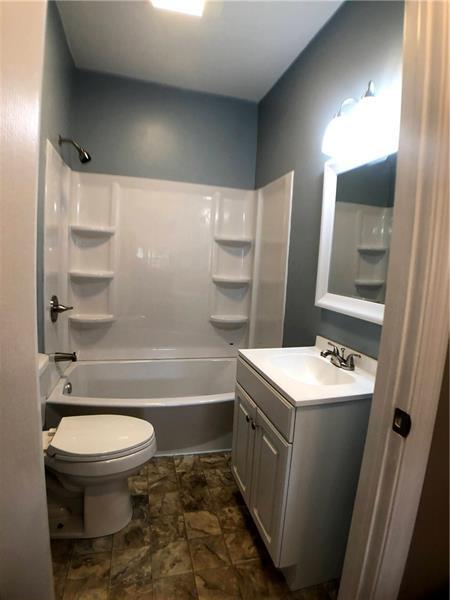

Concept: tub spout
[[52, 352, 77, 363]]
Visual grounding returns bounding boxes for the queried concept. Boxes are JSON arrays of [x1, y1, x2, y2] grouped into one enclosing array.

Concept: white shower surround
[[44, 141, 293, 360], [43, 141, 293, 452]]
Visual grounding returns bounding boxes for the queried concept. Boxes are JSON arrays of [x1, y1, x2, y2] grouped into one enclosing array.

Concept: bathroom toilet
[[38, 354, 157, 538], [43, 413, 157, 538]]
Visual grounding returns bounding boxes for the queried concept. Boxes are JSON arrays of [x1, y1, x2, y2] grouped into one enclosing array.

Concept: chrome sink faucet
[[320, 342, 361, 371]]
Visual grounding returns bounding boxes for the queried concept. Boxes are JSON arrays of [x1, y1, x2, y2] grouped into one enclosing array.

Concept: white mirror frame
[[315, 157, 386, 325]]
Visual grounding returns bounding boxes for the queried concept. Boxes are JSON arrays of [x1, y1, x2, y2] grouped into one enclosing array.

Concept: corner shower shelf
[[354, 279, 385, 288], [357, 245, 388, 254], [209, 315, 248, 329], [214, 235, 252, 247], [212, 275, 251, 286], [70, 224, 116, 237], [69, 314, 115, 325], [69, 270, 114, 280]]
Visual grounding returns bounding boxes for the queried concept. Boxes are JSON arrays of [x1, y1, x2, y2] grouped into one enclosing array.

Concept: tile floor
[[52, 452, 339, 600]]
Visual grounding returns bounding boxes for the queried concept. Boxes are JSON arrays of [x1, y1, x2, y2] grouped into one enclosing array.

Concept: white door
[[339, 3, 449, 598], [250, 407, 292, 566], [1, 3, 55, 599], [231, 385, 257, 502]]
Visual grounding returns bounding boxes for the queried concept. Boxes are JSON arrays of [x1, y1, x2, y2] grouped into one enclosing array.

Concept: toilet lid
[[47, 415, 155, 461]]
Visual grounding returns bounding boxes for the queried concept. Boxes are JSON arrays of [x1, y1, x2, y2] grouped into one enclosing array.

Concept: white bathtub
[[46, 358, 237, 455]]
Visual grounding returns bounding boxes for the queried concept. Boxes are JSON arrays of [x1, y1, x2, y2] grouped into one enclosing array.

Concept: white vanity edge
[[239, 336, 377, 407]]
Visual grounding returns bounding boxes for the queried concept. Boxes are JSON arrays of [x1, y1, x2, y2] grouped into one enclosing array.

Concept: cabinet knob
[[251, 421, 256, 430], [245, 415, 250, 423]]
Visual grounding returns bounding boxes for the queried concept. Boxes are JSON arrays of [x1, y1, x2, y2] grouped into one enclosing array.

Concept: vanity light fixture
[[322, 81, 400, 162], [321, 97, 357, 159], [151, 0, 205, 17]]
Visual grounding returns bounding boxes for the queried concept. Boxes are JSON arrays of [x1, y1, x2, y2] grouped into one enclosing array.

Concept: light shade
[[151, 0, 205, 17], [321, 114, 347, 158], [321, 84, 400, 162]]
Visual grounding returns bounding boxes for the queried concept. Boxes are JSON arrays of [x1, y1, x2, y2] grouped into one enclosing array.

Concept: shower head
[[78, 148, 91, 164], [58, 135, 92, 164]]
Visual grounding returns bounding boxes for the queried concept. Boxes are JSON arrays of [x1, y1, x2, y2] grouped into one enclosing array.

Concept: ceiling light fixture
[[151, 0, 205, 17]]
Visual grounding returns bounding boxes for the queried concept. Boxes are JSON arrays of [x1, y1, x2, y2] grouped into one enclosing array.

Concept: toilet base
[[84, 478, 132, 538], [44, 430, 156, 539], [47, 473, 133, 539]]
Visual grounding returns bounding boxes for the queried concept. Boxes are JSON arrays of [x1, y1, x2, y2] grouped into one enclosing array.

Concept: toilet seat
[[47, 414, 155, 462], [45, 439, 156, 478], [45, 415, 157, 479]]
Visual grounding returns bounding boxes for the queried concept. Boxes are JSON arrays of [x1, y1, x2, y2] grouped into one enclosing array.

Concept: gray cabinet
[[250, 407, 291, 562], [232, 357, 372, 591], [231, 385, 256, 503], [232, 383, 292, 565]]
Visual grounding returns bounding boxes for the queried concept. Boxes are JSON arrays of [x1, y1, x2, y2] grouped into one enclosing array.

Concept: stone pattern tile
[[51, 452, 339, 599]]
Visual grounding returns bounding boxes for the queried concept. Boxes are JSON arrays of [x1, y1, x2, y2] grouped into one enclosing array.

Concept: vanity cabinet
[[232, 386, 256, 502], [232, 384, 291, 561], [232, 356, 372, 590], [250, 403, 292, 559]]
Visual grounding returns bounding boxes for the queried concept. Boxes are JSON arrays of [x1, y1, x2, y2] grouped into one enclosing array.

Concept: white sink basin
[[239, 337, 376, 407], [268, 354, 354, 386]]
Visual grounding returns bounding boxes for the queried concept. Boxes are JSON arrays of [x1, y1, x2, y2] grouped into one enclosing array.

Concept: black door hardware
[[392, 408, 412, 438]]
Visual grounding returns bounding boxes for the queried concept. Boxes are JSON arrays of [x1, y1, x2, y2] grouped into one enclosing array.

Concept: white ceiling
[[57, 0, 341, 102]]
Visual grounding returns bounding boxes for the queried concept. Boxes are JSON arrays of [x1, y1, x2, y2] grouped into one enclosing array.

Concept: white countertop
[[238, 336, 376, 407]]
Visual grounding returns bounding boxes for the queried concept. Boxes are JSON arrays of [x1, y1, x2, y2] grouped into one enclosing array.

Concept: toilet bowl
[[44, 414, 157, 539]]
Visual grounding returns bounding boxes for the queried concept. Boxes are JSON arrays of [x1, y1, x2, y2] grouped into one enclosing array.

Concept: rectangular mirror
[[315, 153, 397, 324]]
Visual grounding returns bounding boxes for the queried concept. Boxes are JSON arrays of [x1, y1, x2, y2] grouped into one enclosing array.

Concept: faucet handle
[[346, 353, 361, 368], [327, 342, 339, 353]]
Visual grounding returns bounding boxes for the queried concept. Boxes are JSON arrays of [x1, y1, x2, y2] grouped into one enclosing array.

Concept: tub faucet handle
[[50, 295, 73, 322]]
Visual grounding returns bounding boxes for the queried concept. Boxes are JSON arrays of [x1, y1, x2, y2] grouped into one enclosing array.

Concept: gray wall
[[256, 1, 404, 357], [40, 1, 403, 356], [39, 1, 74, 168], [38, 6, 258, 349], [70, 70, 258, 189], [38, 0, 75, 349]]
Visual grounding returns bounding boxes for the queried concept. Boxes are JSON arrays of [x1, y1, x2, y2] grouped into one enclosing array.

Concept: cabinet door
[[231, 385, 257, 503], [250, 407, 292, 566]]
